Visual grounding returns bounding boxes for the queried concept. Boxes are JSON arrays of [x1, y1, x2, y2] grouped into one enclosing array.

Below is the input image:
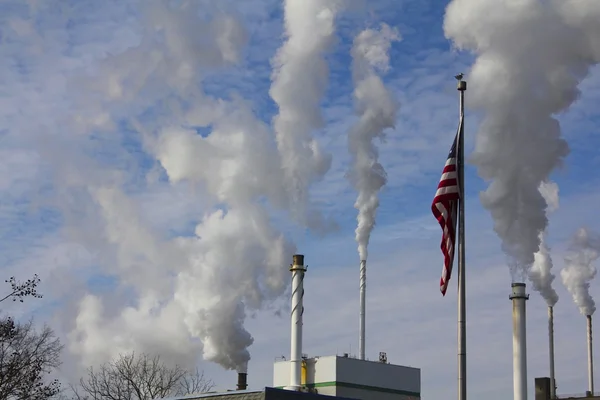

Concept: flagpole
[[456, 74, 467, 400]]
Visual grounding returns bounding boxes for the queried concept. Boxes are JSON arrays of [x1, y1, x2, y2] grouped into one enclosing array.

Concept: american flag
[[431, 119, 462, 296]]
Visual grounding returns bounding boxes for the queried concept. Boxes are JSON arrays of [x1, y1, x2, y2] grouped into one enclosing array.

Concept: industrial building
[[155, 387, 356, 400], [535, 377, 599, 400], [154, 254, 421, 400], [273, 354, 420, 399], [156, 354, 420, 400]]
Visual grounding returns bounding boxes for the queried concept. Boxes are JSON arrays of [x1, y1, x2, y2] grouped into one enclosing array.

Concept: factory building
[[154, 255, 421, 400], [535, 377, 599, 400], [155, 354, 420, 400], [155, 387, 356, 400], [273, 353, 420, 400]]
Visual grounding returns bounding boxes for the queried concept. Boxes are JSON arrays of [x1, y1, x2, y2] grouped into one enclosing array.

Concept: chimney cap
[[292, 254, 304, 266]]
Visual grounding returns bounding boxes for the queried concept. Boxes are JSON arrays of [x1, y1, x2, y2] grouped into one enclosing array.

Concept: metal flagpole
[[456, 73, 467, 400]]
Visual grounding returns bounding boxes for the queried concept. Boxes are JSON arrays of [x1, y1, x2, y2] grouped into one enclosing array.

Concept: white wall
[[335, 356, 420, 393], [273, 355, 421, 399]]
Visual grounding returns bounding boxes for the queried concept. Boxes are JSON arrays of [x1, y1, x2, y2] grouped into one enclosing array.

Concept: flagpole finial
[[455, 73, 467, 91]]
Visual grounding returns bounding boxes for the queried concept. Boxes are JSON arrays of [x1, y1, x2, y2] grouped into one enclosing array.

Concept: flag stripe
[[431, 119, 462, 296]]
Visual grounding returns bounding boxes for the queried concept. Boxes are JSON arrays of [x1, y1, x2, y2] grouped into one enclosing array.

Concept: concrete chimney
[[359, 259, 366, 360], [510, 283, 530, 400], [548, 306, 556, 399], [236, 373, 247, 391], [285, 254, 306, 391], [587, 315, 594, 396]]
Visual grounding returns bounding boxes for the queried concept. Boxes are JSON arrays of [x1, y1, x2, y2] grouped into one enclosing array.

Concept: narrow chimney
[[548, 306, 556, 399], [359, 259, 366, 360], [587, 315, 594, 396], [510, 283, 530, 400], [237, 372, 247, 391], [285, 254, 306, 391]]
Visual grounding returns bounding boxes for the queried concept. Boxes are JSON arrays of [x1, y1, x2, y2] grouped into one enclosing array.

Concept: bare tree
[[78, 352, 214, 400], [0, 317, 63, 400], [1, 274, 43, 304], [174, 368, 215, 396]]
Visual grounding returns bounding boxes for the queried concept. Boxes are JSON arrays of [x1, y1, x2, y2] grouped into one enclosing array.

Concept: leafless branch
[[174, 368, 215, 395], [0, 275, 43, 304], [77, 352, 213, 400], [0, 317, 63, 400]]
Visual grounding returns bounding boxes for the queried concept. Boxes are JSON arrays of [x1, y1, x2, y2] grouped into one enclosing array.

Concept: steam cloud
[[529, 181, 560, 306], [269, 0, 343, 228], [444, 0, 600, 281], [347, 23, 400, 261], [561, 228, 599, 316], [59, 0, 331, 375]]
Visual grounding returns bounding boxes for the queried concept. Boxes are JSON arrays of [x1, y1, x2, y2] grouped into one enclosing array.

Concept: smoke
[[530, 233, 559, 306], [347, 23, 400, 261], [42, 1, 297, 374], [538, 181, 560, 213], [444, 0, 600, 281], [269, 0, 342, 229], [155, 103, 296, 372], [561, 228, 599, 316], [529, 181, 560, 306]]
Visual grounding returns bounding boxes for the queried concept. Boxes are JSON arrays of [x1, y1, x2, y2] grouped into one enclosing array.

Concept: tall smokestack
[[587, 315, 594, 396], [285, 254, 306, 391], [548, 306, 556, 399], [359, 259, 366, 360], [237, 373, 247, 391], [510, 283, 530, 400]]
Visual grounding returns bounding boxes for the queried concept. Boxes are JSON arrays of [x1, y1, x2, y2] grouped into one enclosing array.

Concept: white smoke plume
[[444, 0, 600, 282], [529, 181, 560, 306], [53, 1, 296, 375], [530, 233, 559, 306], [561, 228, 599, 316], [538, 181, 560, 213], [347, 23, 400, 261], [269, 0, 342, 228]]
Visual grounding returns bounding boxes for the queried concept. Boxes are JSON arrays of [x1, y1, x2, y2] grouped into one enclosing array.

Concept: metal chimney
[[236, 373, 247, 391], [510, 283, 530, 400], [285, 254, 306, 391], [587, 315, 594, 396], [548, 306, 556, 399], [359, 259, 366, 360]]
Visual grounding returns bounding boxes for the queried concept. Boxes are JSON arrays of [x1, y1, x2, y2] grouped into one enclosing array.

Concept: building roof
[[155, 387, 355, 400]]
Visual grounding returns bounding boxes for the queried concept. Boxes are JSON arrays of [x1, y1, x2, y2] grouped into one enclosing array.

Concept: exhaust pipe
[[549, 306, 556, 399], [587, 315, 594, 396], [510, 283, 530, 400], [359, 259, 366, 360], [237, 372, 247, 391], [285, 254, 306, 391]]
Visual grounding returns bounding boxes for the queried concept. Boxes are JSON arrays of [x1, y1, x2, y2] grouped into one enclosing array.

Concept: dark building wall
[[536, 377, 551, 400], [264, 388, 354, 400], [159, 388, 355, 400]]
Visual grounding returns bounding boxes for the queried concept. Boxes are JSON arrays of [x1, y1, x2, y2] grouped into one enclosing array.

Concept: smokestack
[[237, 373, 247, 391], [510, 283, 530, 400], [359, 259, 366, 360], [285, 254, 306, 391], [587, 315, 594, 396], [549, 306, 556, 399]]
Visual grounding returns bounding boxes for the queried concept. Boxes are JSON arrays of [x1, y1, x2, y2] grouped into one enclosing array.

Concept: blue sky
[[0, 0, 599, 399]]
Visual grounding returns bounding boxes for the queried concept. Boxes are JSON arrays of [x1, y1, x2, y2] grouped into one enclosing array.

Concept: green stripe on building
[[274, 382, 420, 398]]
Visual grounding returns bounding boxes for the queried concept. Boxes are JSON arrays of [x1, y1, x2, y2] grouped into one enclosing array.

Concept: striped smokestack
[[285, 254, 306, 391]]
